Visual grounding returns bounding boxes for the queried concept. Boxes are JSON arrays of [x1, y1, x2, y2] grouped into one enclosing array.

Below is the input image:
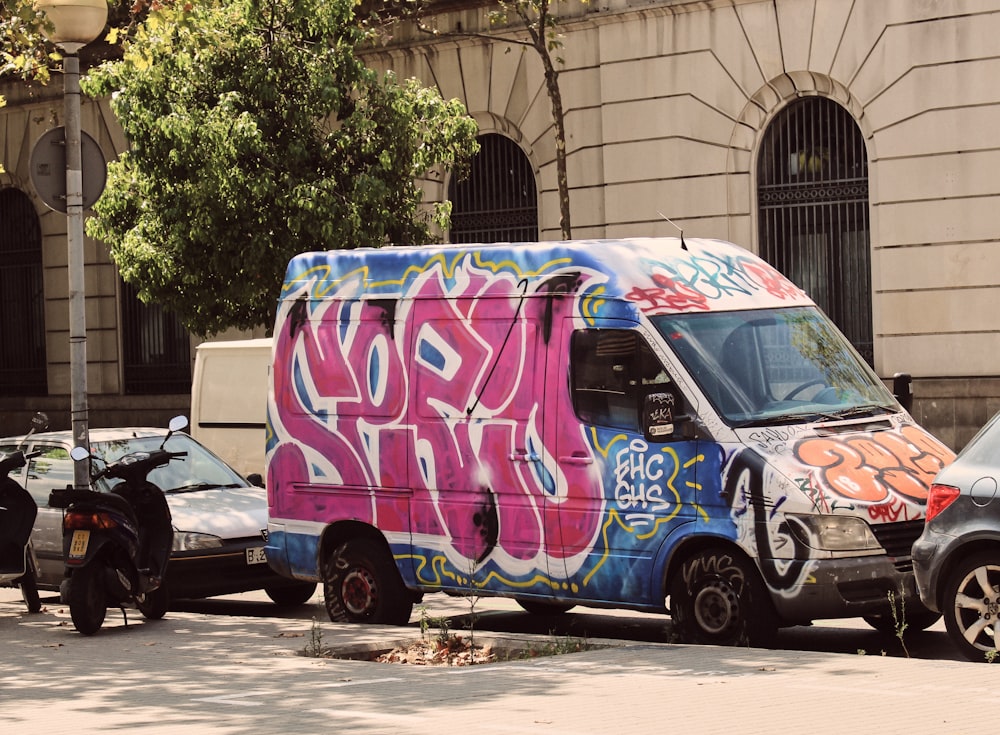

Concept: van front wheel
[[323, 538, 412, 625], [669, 548, 776, 647]]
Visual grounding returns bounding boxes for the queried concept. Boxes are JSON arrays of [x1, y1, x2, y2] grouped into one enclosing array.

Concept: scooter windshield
[[650, 306, 897, 427]]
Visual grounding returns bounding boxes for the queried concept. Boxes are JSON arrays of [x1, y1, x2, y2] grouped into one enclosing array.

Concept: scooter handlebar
[[94, 449, 187, 482], [0, 449, 38, 477]]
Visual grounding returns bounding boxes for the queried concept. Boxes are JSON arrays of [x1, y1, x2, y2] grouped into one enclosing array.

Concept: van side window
[[571, 330, 671, 431]]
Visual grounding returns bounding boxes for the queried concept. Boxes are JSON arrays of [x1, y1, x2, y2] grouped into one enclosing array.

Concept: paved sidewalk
[[1, 588, 993, 735]]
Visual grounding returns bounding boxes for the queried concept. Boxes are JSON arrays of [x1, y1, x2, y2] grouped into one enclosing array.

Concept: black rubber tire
[[19, 554, 41, 614], [942, 551, 1000, 662], [137, 584, 170, 620], [863, 602, 941, 634], [669, 547, 776, 647], [68, 565, 107, 635], [265, 582, 317, 607], [517, 599, 576, 615], [323, 538, 412, 625]]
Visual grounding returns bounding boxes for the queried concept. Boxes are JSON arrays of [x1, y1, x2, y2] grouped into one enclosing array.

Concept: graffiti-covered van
[[265, 237, 955, 645]]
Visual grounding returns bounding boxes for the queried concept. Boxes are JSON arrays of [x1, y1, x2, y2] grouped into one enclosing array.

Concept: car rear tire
[[323, 538, 412, 625], [68, 565, 107, 635], [517, 599, 576, 615], [863, 601, 940, 635], [137, 584, 170, 620], [265, 582, 317, 606], [942, 552, 1000, 662], [669, 547, 777, 647]]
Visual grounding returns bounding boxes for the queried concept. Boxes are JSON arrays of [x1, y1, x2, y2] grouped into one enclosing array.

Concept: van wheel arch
[[319, 522, 414, 626]]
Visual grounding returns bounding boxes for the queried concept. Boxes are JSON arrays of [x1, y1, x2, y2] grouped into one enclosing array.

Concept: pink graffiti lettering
[[269, 260, 601, 572]]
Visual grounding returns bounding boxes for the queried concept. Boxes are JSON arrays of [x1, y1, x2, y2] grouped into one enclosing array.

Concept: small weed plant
[[529, 633, 591, 657], [887, 588, 910, 658], [304, 617, 325, 658]]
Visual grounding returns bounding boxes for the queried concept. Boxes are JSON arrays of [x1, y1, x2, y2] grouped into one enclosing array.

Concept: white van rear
[[191, 338, 271, 479]]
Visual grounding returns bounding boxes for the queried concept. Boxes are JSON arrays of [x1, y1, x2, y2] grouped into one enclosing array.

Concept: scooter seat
[[48, 486, 135, 519]]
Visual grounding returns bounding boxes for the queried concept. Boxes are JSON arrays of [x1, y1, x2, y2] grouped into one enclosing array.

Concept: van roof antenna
[[658, 212, 687, 250]]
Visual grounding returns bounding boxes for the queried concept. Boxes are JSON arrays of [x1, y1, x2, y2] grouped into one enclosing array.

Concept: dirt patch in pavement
[[299, 630, 602, 667]]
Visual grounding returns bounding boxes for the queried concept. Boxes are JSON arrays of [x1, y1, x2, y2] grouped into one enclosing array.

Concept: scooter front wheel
[[19, 556, 41, 613], [68, 565, 107, 635]]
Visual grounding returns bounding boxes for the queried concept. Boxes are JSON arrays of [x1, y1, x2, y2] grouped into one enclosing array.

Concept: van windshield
[[650, 306, 897, 427]]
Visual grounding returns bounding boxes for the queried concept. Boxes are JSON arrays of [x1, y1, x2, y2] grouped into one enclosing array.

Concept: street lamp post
[[35, 0, 108, 489]]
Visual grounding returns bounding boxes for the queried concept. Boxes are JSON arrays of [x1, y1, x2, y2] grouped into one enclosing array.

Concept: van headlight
[[786, 514, 881, 552], [173, 531, 224, 551]]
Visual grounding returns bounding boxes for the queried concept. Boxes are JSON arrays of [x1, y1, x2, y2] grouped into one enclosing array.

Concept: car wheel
[[863, 598, 941, 634], [323, 538, 412, 625], [517, 599, 576, 615], [669, 547, 776, 647], [137, 584, 170, 620], [68, 565, 107, 635], [265, 582, 317, 606], [942, 552, 1000, 662]]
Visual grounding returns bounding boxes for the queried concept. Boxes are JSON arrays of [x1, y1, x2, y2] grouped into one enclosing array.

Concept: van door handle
[[509, 452, 540, 463], [559, 454, 594, 465]]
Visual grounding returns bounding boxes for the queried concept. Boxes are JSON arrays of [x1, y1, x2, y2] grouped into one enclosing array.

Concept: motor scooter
[[0, 413, 49, 613], [49, 416, 186, 635]]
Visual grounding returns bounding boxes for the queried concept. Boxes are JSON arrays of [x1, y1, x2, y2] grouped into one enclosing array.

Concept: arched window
[[120, 280, 191, 394], [0, 188, 47, 395], [448, 133, 538, 243], [757, 98, 872, 364]]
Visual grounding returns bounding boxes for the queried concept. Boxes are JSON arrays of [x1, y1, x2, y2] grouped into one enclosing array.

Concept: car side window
[[25, 445, 74, 507], [571, 330, 673, 431]]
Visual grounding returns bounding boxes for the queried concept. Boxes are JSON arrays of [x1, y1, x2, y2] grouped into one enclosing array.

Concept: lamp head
[[35, 0, 108, 54]]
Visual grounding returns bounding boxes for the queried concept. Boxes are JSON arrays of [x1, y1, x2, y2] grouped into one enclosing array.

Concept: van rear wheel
[[323, 538, 412, 625], [669, 547, 776, 647]]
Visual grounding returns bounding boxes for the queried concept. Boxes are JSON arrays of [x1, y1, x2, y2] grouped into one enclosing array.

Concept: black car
[[913, 412, 1000, 662]]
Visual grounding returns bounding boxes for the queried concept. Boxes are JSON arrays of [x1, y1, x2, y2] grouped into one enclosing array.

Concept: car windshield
[[91, 433, 248, 493], [651, 306, 897, 427]]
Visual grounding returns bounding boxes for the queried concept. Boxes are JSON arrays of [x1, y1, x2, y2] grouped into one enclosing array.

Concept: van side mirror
[[642, 392, 695, 443], [892, 372, 913, 413]]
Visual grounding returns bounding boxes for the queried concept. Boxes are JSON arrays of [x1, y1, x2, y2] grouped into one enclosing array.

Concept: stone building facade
[[1, 0, 997, 449]]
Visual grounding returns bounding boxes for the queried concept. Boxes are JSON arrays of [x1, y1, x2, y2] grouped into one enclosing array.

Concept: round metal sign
[[30, 126, 107, 213]]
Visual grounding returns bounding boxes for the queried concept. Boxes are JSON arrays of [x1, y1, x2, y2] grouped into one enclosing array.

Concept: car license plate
[[246, 546, 267, 565], [69, 530, 90, 559]]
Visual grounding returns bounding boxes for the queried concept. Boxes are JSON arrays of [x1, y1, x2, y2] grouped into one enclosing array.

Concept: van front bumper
[[766, 554, 926, 625]]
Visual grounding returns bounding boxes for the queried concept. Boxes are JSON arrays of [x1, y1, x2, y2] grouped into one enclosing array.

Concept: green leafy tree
[[1, 0, 56, 84], [83, 0, 479, 335]]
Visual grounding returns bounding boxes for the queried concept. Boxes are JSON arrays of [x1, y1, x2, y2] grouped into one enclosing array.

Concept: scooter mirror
[[168, 416, 189, 433], [70, 446, 90, 462], [31, 412, 49, 432]]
